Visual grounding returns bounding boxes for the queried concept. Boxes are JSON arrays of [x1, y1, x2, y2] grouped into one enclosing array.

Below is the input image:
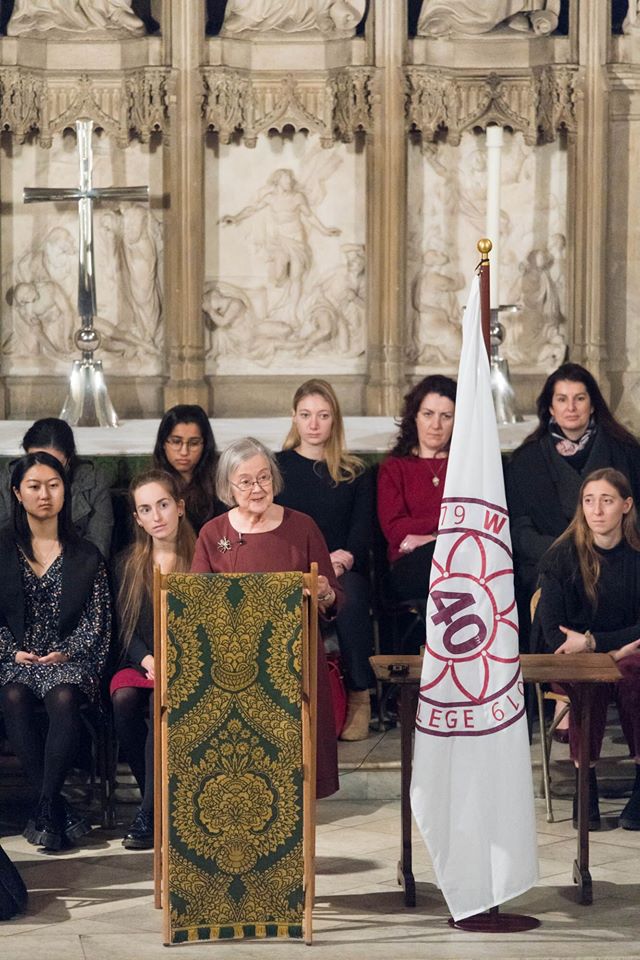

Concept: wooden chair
[[153, 566, 318, 946], [531, 588, 570, 822]]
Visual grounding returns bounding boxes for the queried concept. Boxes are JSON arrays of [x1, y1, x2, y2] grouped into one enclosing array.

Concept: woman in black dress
[[0, 418, 114, 558], [276, 379, 374, 741], [0, 453, 111, 851]]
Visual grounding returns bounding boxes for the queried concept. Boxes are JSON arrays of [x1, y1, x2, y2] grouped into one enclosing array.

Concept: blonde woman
[[276, 379, 374, 741], [111, 470, 195, 849]]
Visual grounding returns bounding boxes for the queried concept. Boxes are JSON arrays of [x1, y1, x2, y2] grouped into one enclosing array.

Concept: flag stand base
[[448, 906, 540, 932]]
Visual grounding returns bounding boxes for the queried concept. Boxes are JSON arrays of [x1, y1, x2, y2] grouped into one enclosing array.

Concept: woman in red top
[[192, 437, 341, 799], [377, 374, 457, 606]]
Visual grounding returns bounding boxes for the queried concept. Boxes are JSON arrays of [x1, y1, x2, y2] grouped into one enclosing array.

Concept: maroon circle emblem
[[416, 497, 525, 738]]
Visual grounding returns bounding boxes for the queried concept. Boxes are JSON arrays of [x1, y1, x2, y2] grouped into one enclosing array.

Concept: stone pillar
[[365, 0, 407, 415], [568, 0, 611, 387], [162, 0, 208, 410]]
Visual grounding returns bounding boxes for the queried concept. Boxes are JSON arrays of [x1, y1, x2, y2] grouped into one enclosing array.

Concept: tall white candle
[[485, 124, 503, 310]]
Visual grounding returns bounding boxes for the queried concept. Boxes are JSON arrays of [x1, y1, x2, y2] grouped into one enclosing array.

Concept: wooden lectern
[[153, 567, 318, 945]]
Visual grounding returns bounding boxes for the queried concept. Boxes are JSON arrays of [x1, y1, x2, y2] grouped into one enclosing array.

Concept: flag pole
[[477, 238, 492, 360], [445, 243, 541, 935]]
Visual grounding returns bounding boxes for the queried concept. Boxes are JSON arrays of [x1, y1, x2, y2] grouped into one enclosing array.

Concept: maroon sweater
[[377, 455, 448, 563]]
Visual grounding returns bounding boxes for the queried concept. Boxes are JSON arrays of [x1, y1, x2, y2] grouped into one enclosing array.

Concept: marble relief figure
[[408, 249, 464, 365], [221, 0, 366, 37], [506, 244, 567, 369], [221, 166, 341, 325], [417, 0, 560, 37], [7, 0, 146, 37]]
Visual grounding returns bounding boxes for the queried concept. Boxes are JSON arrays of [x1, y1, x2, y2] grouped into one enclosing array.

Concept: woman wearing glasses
[[152, 405, 222, 533], [192, 437, 341, 798]]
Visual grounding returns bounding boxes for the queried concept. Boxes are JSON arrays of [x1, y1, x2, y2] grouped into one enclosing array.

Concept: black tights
[[0, 682, 87, 800], [111, 687, 154, 813]]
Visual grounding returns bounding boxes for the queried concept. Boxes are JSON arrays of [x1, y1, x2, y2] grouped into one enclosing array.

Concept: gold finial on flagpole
[[477, 238, 493, 261], [477, 240, 492, 358]]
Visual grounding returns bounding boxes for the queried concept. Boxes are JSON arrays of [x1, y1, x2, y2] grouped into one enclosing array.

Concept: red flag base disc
[[448, 912, 541, 933]]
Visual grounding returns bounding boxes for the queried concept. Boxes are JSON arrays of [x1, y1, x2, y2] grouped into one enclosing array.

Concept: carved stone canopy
[[406, 65, 577, 146], [202, 67, 373, 147], [0, 66, 171, 146]]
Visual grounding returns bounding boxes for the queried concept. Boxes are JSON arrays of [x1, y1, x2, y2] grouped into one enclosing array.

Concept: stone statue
[[302, 243, 366, 356], [417, 1, 560, 37], [8, 0, 146, 38], [624, 3, 640, 33], [103, 204, 163, 343], [408, 249, 464, 365], [506, 246, 567, 368], [221, 166, 341, 324], [221, 0, 366, 38], [6, 280, 76, 361]]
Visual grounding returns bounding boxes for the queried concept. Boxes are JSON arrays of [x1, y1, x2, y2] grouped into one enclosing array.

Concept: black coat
[[531, 539, 640, 654], [0, 527, 103, 646], [506, 430, 640, 595]]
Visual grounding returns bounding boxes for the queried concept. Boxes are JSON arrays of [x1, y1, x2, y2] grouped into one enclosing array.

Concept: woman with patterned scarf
[[506, 362, 640, 675]]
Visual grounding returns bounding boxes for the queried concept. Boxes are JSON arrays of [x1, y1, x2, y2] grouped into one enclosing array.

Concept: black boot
[[572, 766, 601, 831], [23, 796, 65, 851], [61, 799, 91, 844], [122, 807, 154, 850], [619, 765, 640, 830]]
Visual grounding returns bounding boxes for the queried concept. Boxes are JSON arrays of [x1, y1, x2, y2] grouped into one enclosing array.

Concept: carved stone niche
[[0, 66, 171, 147], [406, 65, 577, 147], [202, 67, 372, 148]]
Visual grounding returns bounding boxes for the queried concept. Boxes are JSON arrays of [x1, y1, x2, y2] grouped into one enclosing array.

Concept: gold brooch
[[217, 537, 232, 553]]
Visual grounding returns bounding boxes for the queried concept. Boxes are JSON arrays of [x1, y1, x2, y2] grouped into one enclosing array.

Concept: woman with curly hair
[[377, 374, 457, 606]]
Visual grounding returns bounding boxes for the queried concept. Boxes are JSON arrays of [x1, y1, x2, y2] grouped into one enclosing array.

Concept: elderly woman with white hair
[[192, 436, 341, 798]]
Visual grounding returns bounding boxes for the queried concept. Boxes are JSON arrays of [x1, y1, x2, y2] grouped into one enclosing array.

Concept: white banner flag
[[410, 273, 538, 921]]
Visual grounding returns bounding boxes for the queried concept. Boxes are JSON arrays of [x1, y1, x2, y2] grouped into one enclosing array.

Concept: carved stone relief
[[7, 0, 146, 38], [1, 131, 164, 377], [407, 129, 567, 375], [417, 1, 560, 38], [202, 68, 372, 147], [204, 134, 365, 375], [221, 1, 366, 38]]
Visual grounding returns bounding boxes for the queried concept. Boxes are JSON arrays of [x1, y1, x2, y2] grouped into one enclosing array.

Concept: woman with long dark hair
[[507, 362, 640, 748], [276, 378, 374, 741], [535, 468, 640, 830], [152, 404, 221, 533], [377, 374, 457, 606], [111, 470, 196, 849], [0, 452, 111, 851], [0, 418, 114, 557]]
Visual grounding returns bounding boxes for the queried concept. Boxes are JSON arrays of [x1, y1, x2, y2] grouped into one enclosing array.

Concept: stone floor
[[1, 721, 640, 960]]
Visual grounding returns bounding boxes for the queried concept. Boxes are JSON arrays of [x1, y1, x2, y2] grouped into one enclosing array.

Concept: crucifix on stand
[[24, 117, 149, 427]]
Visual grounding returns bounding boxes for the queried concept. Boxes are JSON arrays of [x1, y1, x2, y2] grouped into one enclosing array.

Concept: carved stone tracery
[[202, 67, 373, 147], [0, 66, 171, 146], [406, 64, 577, 145]]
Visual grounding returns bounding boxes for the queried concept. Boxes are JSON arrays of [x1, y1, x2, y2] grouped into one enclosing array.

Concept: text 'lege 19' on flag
[[410, 272, 538, 922]]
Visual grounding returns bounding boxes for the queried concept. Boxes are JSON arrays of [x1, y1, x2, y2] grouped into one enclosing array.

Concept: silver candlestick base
[[61, 358, 119, 429], [490, 306, 522, 425]]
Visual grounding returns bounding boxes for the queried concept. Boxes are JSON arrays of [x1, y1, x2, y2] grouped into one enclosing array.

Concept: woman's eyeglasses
[[230, 472, 273, 493], [165, 437, 204, 450]]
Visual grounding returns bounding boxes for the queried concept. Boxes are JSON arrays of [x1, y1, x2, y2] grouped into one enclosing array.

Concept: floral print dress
[[0, 552, 111, 702]]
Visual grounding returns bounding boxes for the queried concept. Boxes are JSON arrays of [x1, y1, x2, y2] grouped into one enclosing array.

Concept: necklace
[[424, 457, 446, 487], [35, 540, 60, 570]]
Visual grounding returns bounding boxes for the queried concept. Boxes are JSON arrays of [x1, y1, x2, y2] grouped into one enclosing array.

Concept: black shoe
[[23, 797, 64, 851], [62, 799, 91, 843], [619, 785, 640, 830], [572, 768, 601, 831], [122, 808, 154, 850]]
